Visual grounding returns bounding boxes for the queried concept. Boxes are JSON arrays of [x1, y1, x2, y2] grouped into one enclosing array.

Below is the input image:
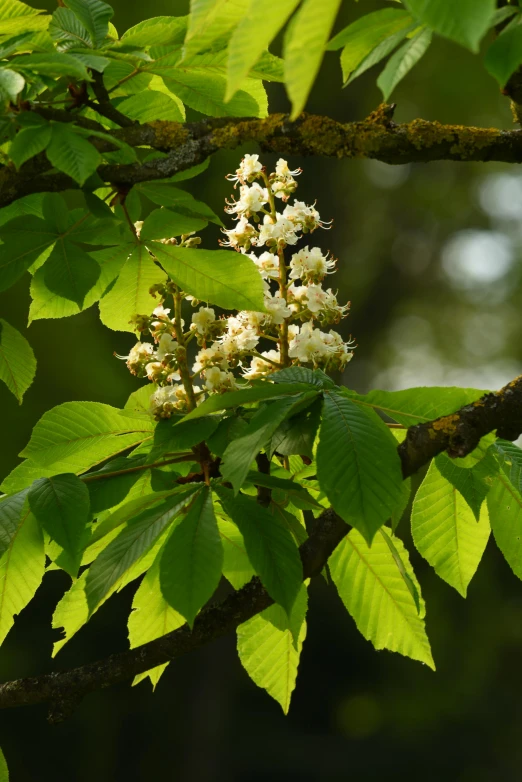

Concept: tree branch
[[399, 374, 522, 477], [1, 374, 522, 716], [3, 106, 522, 209]]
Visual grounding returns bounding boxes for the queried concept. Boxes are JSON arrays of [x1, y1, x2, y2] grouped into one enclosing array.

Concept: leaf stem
[[81, 453, 195, 483]]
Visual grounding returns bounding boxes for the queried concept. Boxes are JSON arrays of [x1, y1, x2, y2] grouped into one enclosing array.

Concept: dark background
[[1, 1, 522, 780]]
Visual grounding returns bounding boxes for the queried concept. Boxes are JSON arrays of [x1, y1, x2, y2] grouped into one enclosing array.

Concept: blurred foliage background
[[1, 1, 522, 780]]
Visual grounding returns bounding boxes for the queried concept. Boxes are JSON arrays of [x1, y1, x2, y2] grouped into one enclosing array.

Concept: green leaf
[[184, 0, 248, 58], [377, 27, 432, 100], [10, 52, 90, 80], [494, 439, 522, 493], [237, 582, 307, 713], [20, 401, 154, 472], [226, 0, 299, 98], [327, 8, 413, 51], [86, 486, 197, 613], [344, 24, 418, 85], [435, 452, 494, 520], [98, 243, 166, 332], [402, 0, 495, 52], [140, 208, 207, 241], [391, 477, 411, 533], [329, 529, 435, 668], [63, 0, 113, 48], [153, 415, 219, 457], [117, 91, 184, 123], [221, 394, 318, 493], [487, 474, 522, 581], [485, 17, 522, 87], [0, 503, 45, 644], [46, 124, 101, 186], [217, 514, 255, 589], [9, 122, 52, 169], [411, 461, 490, 597], [246, 471, 322, 509], [0, 0, 50, 36], [0, 68, 24, 103], [121, 16, 188, 47], [135, 183, 221, 224], [271, 366, 335, 388], [151, 245, 266, 312], [159, 486, 222, 626], [0, 747, 7, 781], [347, 386, 484, 427], [86, 456, 147, 516], [0, 502, 44, 648], [215, 486, 302, 616], [28, 474, 90, 577], [0, 319, 36, 404], [128, 556, 185, 689], [268, 396, 322, 459], [0, 491, 29, 558], [316, 392, 403, 543], [49, 7, 92, 49], [284, 0, 342, 119], [0, 459, 57, 495], [0, 215, 55, 292], [39, 239, 100, 308], [379, 527, 421, 613], [183, 382, 312, 421], [161, 68, 267, 118], [52, 519, 169, 655]]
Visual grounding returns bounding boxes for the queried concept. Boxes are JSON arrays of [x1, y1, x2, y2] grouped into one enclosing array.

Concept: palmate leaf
[[435, 452, 495, 520], [0, 215, 56, 292], [485, 16, 522, 87], [347, 386, 484, 427], [20, 401, 155, 473], [98, 242, 166, 332], [39, 239, 100, 308], [86, 455, 147, 515], [183, 0, 248, 58], [9, 123, 52, 170], [0, 506, 45, 647], [46, 124, 101, 186], [182, 381, 313, 421], [120, 16, 188, 47], [151, 245, 266, 312], [52, 518, 172, 655], [28, 474, 90, 577], [160, 486, 223, 626], [63, 0, 113, 48], [10, 52, 90, 80], [284, 0, 342, 119], [0, 319, 36, 403], [85, 486, 198, 613], [237, 582, 308, 714], [377, 27, 432, 100], [329, 529, 435, 669], [0, 491, 29, 558], [316, 392, 403, 543], [411, 461, 490, 597], [487, 474, 522, 581], [117, 91, 185, 123], [135, 183, 221, 225], [217, 514, 255, 589], [226, 0, 298, 98], [49, 7, 93, 49], [140, 208, 207, 241], [221, 393, 319, 493], [402, 0, 495, 52], [214, 486, 303, 616], [0, 0, 50, 36], [129, 557, 185, 689]]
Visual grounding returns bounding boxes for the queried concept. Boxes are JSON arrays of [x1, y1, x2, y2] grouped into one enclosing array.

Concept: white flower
[[275, 159, 301, 178], [289, 246, 336, 282], [120, 341, 155, 376], [264, 292, 292, 324], [226, 153, 263, 185], [156, 332, 178, 360], [250, 250, 280, 279], [288, 322, 331, 364], [243, 349, 281, 379], [257, 214, 298, 248], [193, 345, 227, 373], [152, 305, 171, 320], [220, 215, 258, 250], [283, 200, 329, 233], [226, 183, 268, 217], [204, 366, 237, 392], [191, 306, 216, 335], [304, 283, 328, 313]]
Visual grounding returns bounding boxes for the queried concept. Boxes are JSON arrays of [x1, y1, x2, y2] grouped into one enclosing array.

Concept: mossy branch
[[2, 105, 522, 209]]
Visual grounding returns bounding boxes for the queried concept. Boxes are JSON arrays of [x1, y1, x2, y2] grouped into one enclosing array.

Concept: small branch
[[399, 374, 522, 477], [80, 454, 195, 483], [90, 71, 135, 128]]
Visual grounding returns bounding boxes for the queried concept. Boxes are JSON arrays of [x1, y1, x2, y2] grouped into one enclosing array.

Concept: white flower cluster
[[120, 155, 355, 419]]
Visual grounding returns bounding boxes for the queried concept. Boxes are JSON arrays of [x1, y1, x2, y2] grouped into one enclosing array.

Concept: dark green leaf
[[0, 318, 36, 404], [402, 0, 495, 51], [0, 490, 29, 558], [377, 27, 432, 100], [140, 208, 207, 241], [63, 0, 113, 48]]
